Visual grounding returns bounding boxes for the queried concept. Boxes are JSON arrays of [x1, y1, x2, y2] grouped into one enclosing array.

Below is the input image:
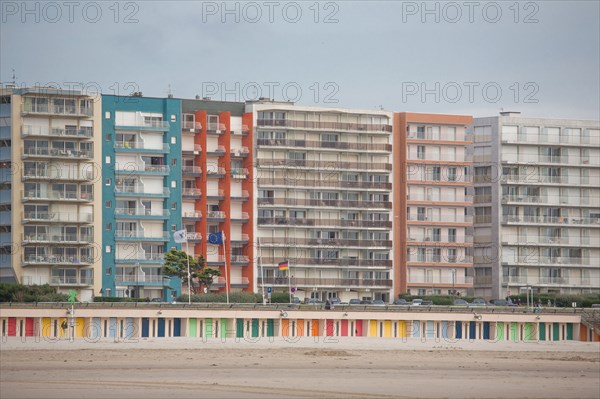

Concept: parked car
[[307, 298, 323, 305], [421, 300, 433, 306], [150, 298, 163, 302], [360, 300, 374, 305], [329, 298, 341, 305], [490, 299, 515, 306], [453, 299, 469, 306], [393, 298, 409, 305], [470, 298, 486, 306], [348, 299, 361, 305], [371, 299, 386, 306], [411, 299, 423, 306]]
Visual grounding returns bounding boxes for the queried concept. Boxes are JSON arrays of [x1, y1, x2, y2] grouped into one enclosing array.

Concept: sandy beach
[[1, 338, 599, 399]]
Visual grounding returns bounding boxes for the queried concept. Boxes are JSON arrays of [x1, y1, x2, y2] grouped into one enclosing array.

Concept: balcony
[[22, 234, 94, 244], [407, 193, 472, 203], [206, 166, 226, 177], [207, 189, 224, 199], [231, 190, 250, 201], [186, 232, 202, 241], [22, 103, 93, 117], [260, 277, 393, 288], [114, 230, 170, 241], [115, 164, 170, 175], [206, 123, 226, 134], [114, 142, 170, 153], [501, 195, 548, 204], [407, 174, 472, 184], [407, 214, 472, 224], [407, 235, 472, 244], [114, 185, 170, 197], [502, 215, 600, 226], [259, 237, 392, 248], [22, 125, 93, 139], [182, 166, 202, 176], [22, 190, 94, 202], [22, 147, 93, 160], [231, 168, 249, 179], [257, 138, 392, 152], [502, 235, 595, 247], [230, 147, 250, 157], [407, 276, 474, 286], [182, 211, 202, 220], [114, 275, 170, 286], [22, 211, 93, 223], [231, 255, 249, 265], [116, 253, 165, 263], [207, 145, 226, 155], [231, 233, 250, 243], [206, 211, 226, 220], [231, 212, 250, 223], [230, 277, 250, 287], [473, 195, 492, 203], [503, 276, 597, 287], [115, 120, 170, 131], [241, 125, 249, 135], [407, 254, 473, 264], [257, 197, 391, 210], [257, 178, 391, 191], [182, 121, 202, 132], [501, 175, 568, 185], [207, 255, 226, 265], [257, 119, 392, 133], [257, 217, 392, 229], [407, 131, 473, 143], [23, 255, 93, 266], [115, 208, 170, 219], [50, 276, 94, 286], [510, 256, 590, 266], [182, 188, 202, 197], [182, 144, 202, 154], [260, 257, 393, 268], [257, 159, 392, 172], [22, 169, 94, 182]]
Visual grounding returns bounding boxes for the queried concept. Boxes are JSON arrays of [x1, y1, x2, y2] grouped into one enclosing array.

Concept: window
[[105, 223, 112, 230], [417, 146, 425, 160], [321, 133, 338, 142], [448, 228, 457, 243], [105, 201, 111, 208]]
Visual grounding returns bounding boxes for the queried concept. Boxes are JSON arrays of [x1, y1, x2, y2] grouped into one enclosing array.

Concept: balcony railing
[[115, 208, 170, 217], [22, 170, 94, 181], [182, 166, 202, 174], [501, 195, 548, 204], [257, 138, 392, 152], [115, 185, 170, 196], [502, 215, 600, 225], [257, 159, 392, 172], [407, 235, 472, 244], [114, 230, 170, 240], [207, 145, 226, 154], [116, 253, 165, 262], [114, 275, 169, 284], [231, 190, 250, 200], [511, 256, 590, 266], [257, 178, 391, 191], [182, 121, 202, 131], [206, 167, 226, 176], [407, 254, 473, 264], [257, 197, 391, 210], [22, 212, 93, 223], [231, 168, 249, 177], [259, 237, 392, 248], [260, 257, 393, 268], [407, 173, 472, 183], [232, 212, 250, 221], [407, 132, 473, 142], [230, 146, 250, 156], [260, 277, 393, 288], [114, 142, 170, 151], [407, 276, 474, 286], [23, 103, 93, 117], [22, 190, 94, 202], [407, 214, 473, 223], [503, 276, 597, 287], [23, 255, 93, 265], [207, 189, 224, 198], [22, 125, 93, 139], [23, 234, 93, 244], [206, 123, 226, 132], [231, 233, 250, 242], [257, 119, 392, 133], [182, 188, 202, 196], [182, 211, 202, 219], [407, 193, 472, 203], [206, 211, 226, 219], [258, 217, 392, 229], [23, 147, 93, 159], [50, 276, 94, 286], [182, 144, 202, 153], [116, 164, 170, 174], [231, 255, 249, 263], [186, 232, 202, 240], [115, 120, 169, 130]]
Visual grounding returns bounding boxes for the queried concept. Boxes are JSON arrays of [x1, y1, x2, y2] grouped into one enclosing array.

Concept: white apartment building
[[471, 112, 600, 299]]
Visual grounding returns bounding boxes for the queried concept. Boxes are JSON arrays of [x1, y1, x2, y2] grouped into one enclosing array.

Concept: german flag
[[278, 260, 289, 271]]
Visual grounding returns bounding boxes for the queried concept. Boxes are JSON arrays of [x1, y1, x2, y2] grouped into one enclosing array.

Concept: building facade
[[471, 113, 600, 299], [180, 98, 254, 294], [0, 87, 102, 301], [248, 101, 395, 302], [101, 94, 182, 300], [394, 113, 474, 297]]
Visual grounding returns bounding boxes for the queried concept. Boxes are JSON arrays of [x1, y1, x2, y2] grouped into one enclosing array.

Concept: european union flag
[[208, 232, 224, 245]]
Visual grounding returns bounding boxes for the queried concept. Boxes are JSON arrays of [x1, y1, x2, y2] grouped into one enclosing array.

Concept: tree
[[162, 249, 220, 294]]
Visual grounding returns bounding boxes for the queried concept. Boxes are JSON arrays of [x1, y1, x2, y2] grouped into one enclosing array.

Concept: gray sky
[[2, 1, 599, 119]]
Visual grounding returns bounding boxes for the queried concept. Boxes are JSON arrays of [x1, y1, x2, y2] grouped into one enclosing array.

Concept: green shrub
[[0, 283, 68, 302], [179, 292, 262, 303]]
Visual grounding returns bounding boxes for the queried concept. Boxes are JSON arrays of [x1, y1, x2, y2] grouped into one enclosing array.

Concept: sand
[[1, 338, 599, 399]]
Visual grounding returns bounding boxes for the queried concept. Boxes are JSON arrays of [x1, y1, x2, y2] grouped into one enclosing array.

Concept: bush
[[0, 283, 68, 302], [509, 293, 600, 308], [93, 296, 141, 302], [397, 293, 476, 305], [179, 292, 262, 303]]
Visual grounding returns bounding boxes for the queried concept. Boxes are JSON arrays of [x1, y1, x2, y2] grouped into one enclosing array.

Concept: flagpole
[[223, 231, 230, 304]]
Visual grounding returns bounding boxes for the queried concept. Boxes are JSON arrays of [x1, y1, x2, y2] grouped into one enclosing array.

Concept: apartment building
[[101, 95, 182, 300], [247, 100, 394, 302], [471, 113, 600, 299], [0, 87, 102, 301], [180, 98, 254, 294], [394, 113, 474, 297]]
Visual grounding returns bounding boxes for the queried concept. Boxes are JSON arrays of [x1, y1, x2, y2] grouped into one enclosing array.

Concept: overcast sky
[[2, 1, 599, 119]]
